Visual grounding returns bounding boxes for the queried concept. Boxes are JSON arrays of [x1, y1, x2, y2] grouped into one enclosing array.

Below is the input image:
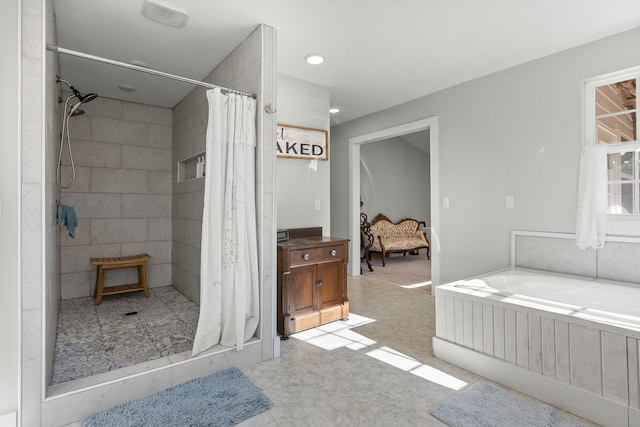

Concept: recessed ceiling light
[[117, 84, 137, 93], [141, 0, 190, 28], [305, 53, 325, 65], [329, 108, 340, 114]]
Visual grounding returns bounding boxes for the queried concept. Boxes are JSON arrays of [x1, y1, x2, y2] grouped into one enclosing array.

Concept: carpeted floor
[[364, 250, 431, 288]]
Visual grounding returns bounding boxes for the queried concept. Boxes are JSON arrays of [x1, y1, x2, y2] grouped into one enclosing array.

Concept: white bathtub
[[433, 268, 640, 427], [448, 268, 640, 333]]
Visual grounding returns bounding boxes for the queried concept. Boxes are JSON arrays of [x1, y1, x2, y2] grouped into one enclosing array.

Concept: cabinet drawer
[[289, 244, 345, 266]]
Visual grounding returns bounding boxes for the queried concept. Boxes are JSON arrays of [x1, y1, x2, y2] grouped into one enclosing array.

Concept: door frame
[[348, 116, 440, 287]]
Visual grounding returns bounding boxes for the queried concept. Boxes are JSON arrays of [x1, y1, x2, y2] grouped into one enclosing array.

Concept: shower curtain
[[576, 143, 607, 249], [192, 87, 259, 355]]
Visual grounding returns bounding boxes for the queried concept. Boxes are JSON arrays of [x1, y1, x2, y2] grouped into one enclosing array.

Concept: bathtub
[[433, 267, 640, 427]]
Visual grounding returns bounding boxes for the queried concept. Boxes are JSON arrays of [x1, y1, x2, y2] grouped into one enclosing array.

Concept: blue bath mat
[[81, 367, 271, 427], [432, 381, 587, 427]]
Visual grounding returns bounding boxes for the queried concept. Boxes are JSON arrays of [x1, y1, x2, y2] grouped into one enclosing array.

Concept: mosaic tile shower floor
[[52, 286, 199, 385]]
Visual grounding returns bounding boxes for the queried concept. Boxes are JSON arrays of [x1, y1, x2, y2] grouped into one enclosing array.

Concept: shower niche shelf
[[177, 151, 206, 182]]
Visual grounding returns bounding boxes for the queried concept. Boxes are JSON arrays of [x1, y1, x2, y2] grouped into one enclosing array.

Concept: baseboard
[[433, 337, 629, 427], [273, 336, 280, 358]]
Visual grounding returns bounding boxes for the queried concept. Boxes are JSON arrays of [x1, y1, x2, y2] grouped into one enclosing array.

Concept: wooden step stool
[[90, 253, 153, 305]]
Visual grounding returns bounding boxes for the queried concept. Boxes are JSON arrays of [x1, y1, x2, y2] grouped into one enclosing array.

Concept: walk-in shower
[[56, 77, 97, 189], [46, 30, 264, 399]]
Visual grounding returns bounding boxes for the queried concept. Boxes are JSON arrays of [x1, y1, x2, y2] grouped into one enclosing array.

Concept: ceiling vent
[[141, 0, 190, 28]]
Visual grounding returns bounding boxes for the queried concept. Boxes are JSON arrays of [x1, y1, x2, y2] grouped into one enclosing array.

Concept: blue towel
[[57, 204, 78, 238]]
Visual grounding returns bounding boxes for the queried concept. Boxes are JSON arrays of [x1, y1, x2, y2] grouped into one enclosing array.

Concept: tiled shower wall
[[172, 28, 265, 305], [59, 95, 173, 299], [21, 0, 47, 421], [171, 88, 206, 304]]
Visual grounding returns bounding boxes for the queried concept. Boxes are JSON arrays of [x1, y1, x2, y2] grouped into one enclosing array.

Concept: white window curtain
[[576, 143, 607, 249], [192, 88, 260, 356]]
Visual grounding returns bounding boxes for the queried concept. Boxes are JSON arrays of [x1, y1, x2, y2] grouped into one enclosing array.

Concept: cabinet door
[[289, 264, 317, 316], [317, 261, 344, 310]]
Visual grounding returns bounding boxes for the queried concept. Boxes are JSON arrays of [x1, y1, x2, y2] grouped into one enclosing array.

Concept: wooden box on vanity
[[277, 227, 349, 339]]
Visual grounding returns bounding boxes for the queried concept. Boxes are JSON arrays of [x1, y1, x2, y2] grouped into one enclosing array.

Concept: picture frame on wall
[[276, 124, 328, 160]]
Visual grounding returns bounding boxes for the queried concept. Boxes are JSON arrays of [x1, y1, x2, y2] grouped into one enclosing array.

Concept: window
[[588, 69, 639, 214]]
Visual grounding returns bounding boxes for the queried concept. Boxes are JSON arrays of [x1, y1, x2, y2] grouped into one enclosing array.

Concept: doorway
[[348, 117, 440, 288]]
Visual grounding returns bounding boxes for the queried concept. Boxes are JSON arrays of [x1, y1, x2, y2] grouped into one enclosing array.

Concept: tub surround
[[512, 230, 640, 283], [434, 231, 640, 427]]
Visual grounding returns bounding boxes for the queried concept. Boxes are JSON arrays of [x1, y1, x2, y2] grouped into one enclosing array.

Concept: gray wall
[[59, 96, 173, 299], [0, 0, 19, 418], [360, 137, 430, 224], [331, 26, 640, 285], [276, 74, 331, 233]]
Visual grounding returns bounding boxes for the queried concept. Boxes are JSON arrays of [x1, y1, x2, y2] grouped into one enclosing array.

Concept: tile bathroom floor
[[52, 286, 199, 384]]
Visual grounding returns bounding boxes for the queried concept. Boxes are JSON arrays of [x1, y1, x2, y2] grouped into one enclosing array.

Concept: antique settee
[[369, 213, 430, 266]]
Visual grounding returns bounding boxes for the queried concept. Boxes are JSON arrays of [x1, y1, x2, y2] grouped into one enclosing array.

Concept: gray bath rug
[[431, 381, 587, 427], [81, 367, 271, 427]]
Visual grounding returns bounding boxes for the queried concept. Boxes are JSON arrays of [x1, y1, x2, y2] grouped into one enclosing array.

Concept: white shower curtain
[[192, 88, 259, 356], [576, 143, 607, 249]]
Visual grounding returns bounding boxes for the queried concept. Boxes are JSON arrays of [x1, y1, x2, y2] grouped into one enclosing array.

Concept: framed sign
[[276, 124, 328, 160]]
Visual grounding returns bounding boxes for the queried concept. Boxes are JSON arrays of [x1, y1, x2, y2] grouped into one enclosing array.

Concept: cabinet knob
[[330, 250, 337, 256], [303, 253, 310, 260]]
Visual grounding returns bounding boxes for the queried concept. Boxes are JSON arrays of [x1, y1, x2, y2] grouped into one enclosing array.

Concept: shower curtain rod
[[46, 44, 257, 99]]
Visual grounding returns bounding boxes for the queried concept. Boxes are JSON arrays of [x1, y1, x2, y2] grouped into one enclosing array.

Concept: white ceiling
[[52, 0, 640, 125]]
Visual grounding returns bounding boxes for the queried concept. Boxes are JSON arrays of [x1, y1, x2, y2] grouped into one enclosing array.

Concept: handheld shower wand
[[56, 78, 98, 189], [68, 101, 84, 117]]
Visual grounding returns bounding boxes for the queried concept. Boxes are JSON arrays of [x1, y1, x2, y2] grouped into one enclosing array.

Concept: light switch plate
[[505, 195, 514, 208]]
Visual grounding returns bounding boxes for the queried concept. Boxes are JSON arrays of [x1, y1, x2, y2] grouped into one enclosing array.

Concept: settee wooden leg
[[427, 247, 431, 260], [382, 251, 386, 267]]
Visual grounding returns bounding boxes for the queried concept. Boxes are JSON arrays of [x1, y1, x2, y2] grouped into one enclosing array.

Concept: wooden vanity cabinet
[[277, 235, 349, 339]]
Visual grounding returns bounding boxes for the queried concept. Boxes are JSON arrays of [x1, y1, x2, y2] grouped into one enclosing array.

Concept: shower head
[[56, 77, 98, 104], [70, 107, 85, 117], [78, 92, 98, 104]]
